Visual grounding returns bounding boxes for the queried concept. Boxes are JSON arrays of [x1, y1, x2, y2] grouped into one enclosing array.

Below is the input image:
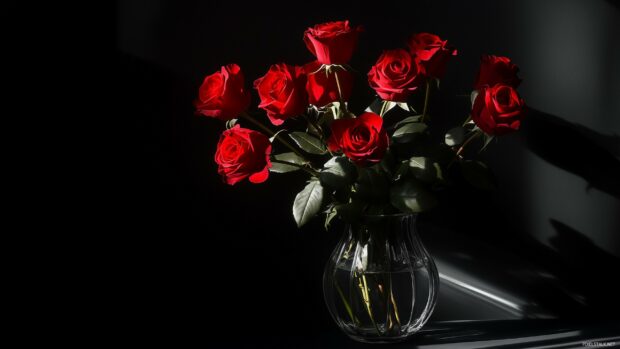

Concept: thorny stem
[[421, 80, 431, 123]]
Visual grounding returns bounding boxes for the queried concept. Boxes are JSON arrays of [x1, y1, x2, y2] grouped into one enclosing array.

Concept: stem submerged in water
[[389, 273, 401, 327], [356, 271, 382, 335], [334, 279, 359, 326]]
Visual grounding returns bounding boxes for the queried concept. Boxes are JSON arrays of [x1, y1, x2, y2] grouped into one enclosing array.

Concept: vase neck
[[348, 214, 418, 243]]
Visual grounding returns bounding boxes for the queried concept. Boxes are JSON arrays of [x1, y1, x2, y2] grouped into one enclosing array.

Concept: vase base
[[342, 325, 421, 343], [345, 333, 409, 344]]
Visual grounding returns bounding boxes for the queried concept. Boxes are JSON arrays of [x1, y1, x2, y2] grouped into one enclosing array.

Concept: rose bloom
[[214, 125, 272, 185], [328, 112, 389, 166], [407, 32, 457, 79], [303, 20, 362, 65], [473, 55, 521, 90], [472, 84, 526, 136], [254, 63, 308, 126], [368, 49, 424, 102], [195, 64, 251, 120], [304, 61, 354, 107]]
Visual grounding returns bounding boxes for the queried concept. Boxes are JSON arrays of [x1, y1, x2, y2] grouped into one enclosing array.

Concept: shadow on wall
[[520, 108, 620, 199], [547, 219, 620, 316]]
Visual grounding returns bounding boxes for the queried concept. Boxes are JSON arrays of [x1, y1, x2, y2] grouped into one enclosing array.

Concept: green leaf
[[293, 180, 325, 227], [392, 122, 427, 142], [273, 152, 306, 164], [394, 115, 423, 129], [389, 180, 437, 213], [408, 157, 442, 183], [288, 132, 327, 155], [320, 156, 356, 189], [270, 152, 306, 173], [461, 161, 496, 190], [269, 162, 300, 173], [445, 127, 466, 146]]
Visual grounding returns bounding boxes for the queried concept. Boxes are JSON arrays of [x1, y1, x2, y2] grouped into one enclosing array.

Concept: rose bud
[[195, 64, 251, 121], [303, 20, 362, 65], [214, 125, 272, 185]]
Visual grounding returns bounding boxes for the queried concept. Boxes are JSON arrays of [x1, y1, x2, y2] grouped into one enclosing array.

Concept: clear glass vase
[[323, 214, 439, 343]]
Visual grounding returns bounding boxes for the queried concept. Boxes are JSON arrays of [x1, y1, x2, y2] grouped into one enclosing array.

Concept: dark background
[[116, 0, 620, 347]]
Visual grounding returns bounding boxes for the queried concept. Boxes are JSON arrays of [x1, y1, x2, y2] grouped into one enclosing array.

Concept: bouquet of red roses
[[195, 20, 526, 229]]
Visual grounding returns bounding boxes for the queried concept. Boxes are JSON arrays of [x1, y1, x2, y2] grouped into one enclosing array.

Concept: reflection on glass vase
[[323, 214, 439, 343]]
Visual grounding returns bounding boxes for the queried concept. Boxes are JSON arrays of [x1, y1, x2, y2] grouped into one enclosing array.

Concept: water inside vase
[[332, 259, 433, 337]]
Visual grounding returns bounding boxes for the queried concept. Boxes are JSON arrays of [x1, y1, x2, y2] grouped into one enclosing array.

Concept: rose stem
[[421, 80, 431, 123], [389, 273, 401, 326], [446, 130, 483, 169], [379, 101, 388, 117], [456, 130, 482, 157], [271, 159, 319, 177], [334, 279, 360, 325], [333, 70, 348, 114], [240, 112, 309, 161], [356, 271, 381, 335]]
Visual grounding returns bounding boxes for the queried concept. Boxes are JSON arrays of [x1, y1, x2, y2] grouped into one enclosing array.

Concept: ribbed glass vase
[[323, 214, 439, 343]]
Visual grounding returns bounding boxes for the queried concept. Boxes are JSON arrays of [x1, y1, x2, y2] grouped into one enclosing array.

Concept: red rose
[[407, 32, 457, 79], [367, 49, 424, 102], [472, 84, 526, 136], [254, 63, 308, 126], [327, 113, 389, 166], [474, 55, 521, 90], [304, 61, 354, 107], [303, 20, 362, 65], [195, 64, 251, 121], [214, 125, 272, 185]]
